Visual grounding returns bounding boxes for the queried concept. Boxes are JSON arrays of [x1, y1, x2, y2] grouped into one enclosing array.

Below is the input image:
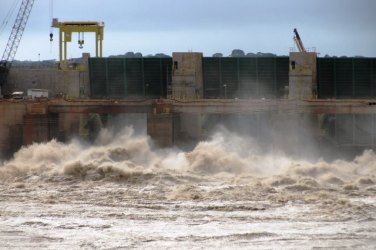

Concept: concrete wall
[[6, 67, 89, 99], [289, 52, 317, 100], [172, 52, 203, 99], [5, 53, 90, 99], [179, 113, 206, 141], [147, 113, 174, 147], [0, 101, 27, 158], [170, 53, 205, 141]]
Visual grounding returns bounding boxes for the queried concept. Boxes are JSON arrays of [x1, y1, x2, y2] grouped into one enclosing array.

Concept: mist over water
[[0, 124, 376, 249], [1, 124, 375, 185]]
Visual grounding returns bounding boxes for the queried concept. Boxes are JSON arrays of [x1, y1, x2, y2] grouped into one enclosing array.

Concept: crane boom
[[293, 28, 306, 53], [0, 0, 35, 94], [1, 0, 35, 68]]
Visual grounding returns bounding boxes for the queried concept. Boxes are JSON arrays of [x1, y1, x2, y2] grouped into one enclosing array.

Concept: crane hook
[[49, 32, 53, 42]]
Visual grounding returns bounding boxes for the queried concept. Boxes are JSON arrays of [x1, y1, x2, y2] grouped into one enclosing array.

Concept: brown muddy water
[[0, 127, 375, 249]]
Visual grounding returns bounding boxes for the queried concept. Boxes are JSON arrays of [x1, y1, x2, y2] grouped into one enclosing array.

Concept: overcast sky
[[0, 0, 375, 61]]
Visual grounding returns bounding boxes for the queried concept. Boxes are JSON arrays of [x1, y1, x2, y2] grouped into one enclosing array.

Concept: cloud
[[1, 0, 375, 60]]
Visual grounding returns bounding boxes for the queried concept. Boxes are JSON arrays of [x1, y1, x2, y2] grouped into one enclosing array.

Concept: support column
[[147, 100, 175, 147], [99, 34, 103, 57], [289, 52, 317, 99], [63, 33, 67, 64], [59, 29, 63, 65], [171, 52, 203, 99], [147, 113, 174, 147], [179, 113, 205, 141], [23, 114, 49, 145], [23, 114, 34, 145], [95, 32, 99, 57]]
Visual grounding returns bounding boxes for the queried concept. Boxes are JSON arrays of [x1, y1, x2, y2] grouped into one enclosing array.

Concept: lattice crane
[[0, 0, 35, 94]]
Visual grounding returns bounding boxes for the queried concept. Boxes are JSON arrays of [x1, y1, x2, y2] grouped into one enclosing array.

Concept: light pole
[[223, 84, 227, 98]]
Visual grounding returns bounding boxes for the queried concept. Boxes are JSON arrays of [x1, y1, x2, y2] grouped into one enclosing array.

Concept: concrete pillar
[[170, 55, 206, 141], [172, 52, 203, 99], [147, 113, 174, 147], [179, 113, 205, 141], [0, 102, 26, 157], [23, 114, 35, 145], [23, 114, 49, 145], [80, 53, 91, 98], [289, 52, 317, 100], [57, 113, 81, 141], [62, 70, 79, 98]]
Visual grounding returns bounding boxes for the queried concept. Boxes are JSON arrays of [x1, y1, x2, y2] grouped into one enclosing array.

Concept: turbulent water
[[0, 127, 375, 249]]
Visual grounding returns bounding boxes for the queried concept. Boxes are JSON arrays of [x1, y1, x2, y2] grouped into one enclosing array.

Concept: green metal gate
[[89, 57, 172, 98], [317, 58, 376, 99], [202, 57, 289, 99]]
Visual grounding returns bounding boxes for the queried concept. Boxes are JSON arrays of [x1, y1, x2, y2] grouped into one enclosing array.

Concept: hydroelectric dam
[[1, 51, 376, 159]]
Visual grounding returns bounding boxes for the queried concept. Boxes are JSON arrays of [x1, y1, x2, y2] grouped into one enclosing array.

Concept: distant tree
[[230, 49, 245, 57], [125, 52, 135, 57], [154, 53, 170, 58], [109, 54, 124, 58], [246, 52, 256, 57], [212, 53, 223, 57], [256, 52, 276, 57], [257, 52, 276, 57], [134, 52, 143, 58]]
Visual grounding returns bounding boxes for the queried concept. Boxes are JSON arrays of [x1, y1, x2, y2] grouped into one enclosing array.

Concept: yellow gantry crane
[[51, 18, 104, 70]]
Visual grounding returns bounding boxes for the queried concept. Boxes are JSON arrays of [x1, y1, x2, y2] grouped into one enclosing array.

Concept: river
[[0, 127, 375, 249]]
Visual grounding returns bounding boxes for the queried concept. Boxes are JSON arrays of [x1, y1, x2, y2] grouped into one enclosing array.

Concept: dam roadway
[[23, 98, 376, 115]]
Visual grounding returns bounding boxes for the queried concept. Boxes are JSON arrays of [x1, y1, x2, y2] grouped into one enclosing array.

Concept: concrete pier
[[1, 98, 376, 158]]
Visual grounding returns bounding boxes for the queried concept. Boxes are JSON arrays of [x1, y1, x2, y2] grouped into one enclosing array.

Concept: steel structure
[[293, 28, 306, 52], [0, 0, 35, 92], [39, 98, 376, 115], [51, 18, 104, 70]]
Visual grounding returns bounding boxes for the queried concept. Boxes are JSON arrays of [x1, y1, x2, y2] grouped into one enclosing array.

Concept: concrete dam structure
[[1, 51, 376, 159]]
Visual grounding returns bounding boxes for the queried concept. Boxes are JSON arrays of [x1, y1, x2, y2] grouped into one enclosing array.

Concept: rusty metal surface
[[170, 99, 376, 114], [47, 99, 154, 114], [2, 98, 376, 115]]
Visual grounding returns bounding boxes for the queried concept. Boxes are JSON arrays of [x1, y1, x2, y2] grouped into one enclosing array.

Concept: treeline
[[109, 49, 279, 58]]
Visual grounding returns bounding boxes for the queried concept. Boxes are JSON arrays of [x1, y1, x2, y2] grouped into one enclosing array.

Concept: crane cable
[[0, 0, 21, 37], [49, 0, 54, 53], [49, 0, 53, 34]]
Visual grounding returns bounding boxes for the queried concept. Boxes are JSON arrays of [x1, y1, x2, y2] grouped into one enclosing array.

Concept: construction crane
[[51, 18, 104, 70], [293, 28, 306, 53], [0, 0, 35, 95]]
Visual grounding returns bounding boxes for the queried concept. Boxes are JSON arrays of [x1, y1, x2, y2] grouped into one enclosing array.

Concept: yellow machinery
[[51, 18, 104, 70]]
